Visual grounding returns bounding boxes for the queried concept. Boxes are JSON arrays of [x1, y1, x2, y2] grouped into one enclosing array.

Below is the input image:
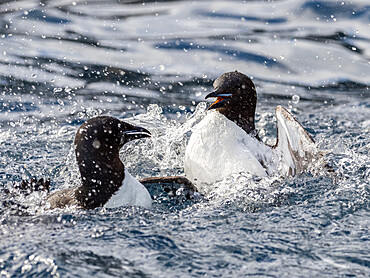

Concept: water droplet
[[57, 99, 64, 106], [31, 73, 37, 78], [53, 88, 63, 93], [159, 65, 165, 70], [292, 95, 300, 104]]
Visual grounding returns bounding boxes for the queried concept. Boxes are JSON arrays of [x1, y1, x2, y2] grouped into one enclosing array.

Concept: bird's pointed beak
[[205, 90, 233, 110], [122, 124, 151, 143]]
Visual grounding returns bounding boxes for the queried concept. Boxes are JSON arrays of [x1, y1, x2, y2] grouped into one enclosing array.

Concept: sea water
[[0, 0, 369, 277]]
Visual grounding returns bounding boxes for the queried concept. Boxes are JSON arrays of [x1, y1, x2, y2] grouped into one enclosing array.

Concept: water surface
[[0, 0, 369, 277]]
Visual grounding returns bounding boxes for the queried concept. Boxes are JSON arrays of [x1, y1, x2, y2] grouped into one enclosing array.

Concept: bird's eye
[[92, 139, 101, 149]]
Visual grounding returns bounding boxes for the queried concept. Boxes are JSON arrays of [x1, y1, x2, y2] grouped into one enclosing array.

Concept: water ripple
[[0, 0, 369, 277]]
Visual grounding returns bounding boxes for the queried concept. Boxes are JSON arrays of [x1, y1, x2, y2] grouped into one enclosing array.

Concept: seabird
[[184, 71, 327, 185], [44, 116, 153, 209]]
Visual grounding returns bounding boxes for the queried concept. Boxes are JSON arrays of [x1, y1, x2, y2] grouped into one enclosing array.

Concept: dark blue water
[[0, 0, 369, 277]]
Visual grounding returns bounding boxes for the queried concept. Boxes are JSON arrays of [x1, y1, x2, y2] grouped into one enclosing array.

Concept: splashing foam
[[2, 103, 365, 214], [120, 103, 336, 211], [122, 103, 207, 178]]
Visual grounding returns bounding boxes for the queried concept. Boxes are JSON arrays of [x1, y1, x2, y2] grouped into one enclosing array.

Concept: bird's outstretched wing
[[140, 176, 200, 200], [274, 106, 324, 176]]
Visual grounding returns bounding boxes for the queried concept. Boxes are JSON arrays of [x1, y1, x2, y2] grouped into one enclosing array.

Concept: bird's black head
[[205, 71, 258, 134], [73, 116, 151, 209], [74, 116, 151, 164]]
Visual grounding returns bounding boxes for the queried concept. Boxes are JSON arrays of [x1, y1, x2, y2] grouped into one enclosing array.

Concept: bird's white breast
[[104, 169, 152, 209], [184, 111, 273, 185]]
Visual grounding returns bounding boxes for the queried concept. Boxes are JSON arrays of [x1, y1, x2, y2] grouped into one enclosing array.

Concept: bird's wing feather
[[274, 105, 322, 176]]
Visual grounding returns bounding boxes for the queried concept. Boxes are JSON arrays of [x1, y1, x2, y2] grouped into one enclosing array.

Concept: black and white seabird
[[185, 71, 326, 186], [45, 116, 152, 209]]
